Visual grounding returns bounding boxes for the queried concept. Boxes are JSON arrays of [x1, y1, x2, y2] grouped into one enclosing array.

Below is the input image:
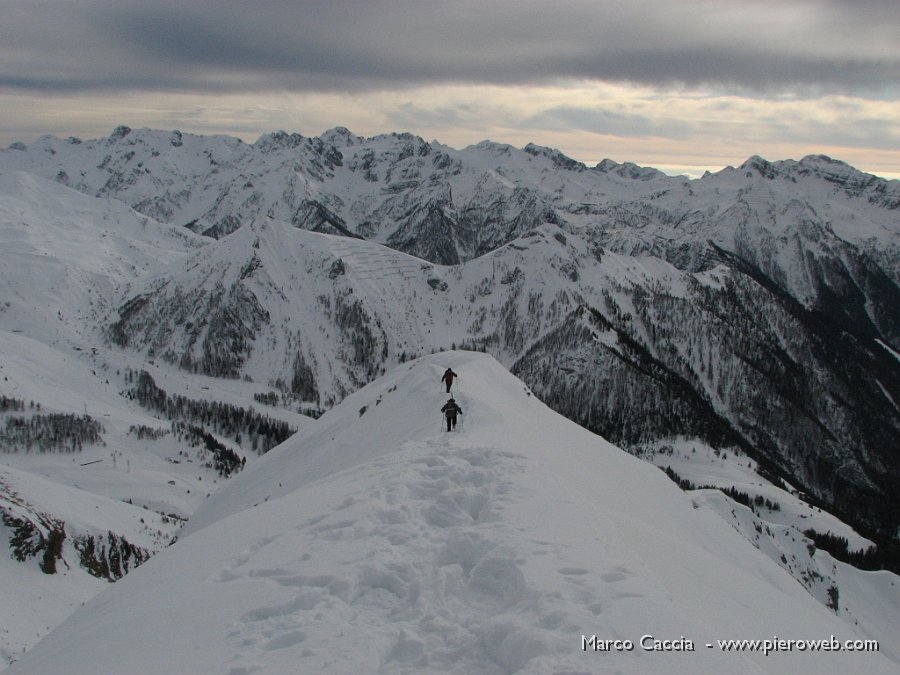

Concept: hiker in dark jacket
[[441, 368, 458, 393], [441, 398, 462, 432]]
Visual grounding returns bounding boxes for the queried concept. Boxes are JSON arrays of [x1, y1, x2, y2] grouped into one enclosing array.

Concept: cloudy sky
[[2, 0, 898, 177]]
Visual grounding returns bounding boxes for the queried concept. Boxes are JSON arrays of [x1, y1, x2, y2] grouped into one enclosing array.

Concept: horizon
[[6, 123, 900, 183]]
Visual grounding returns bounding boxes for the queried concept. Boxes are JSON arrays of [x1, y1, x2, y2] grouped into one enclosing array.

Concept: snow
[[644, 438, 873, 546], [0, 170, 317, 664], [0, 543, 102, 666], [641, 438, 900, 664], [0, 128, 897, 672], [0, 462, 179, 664], [6, 352, 896, 674], [876, 339, 900, 365], [0, 169, 203, 348]]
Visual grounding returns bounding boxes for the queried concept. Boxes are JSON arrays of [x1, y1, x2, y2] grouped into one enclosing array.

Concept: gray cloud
[[523, 98, 900, 153], [525, 105, 691, 141], [2, 0, 898, 94]]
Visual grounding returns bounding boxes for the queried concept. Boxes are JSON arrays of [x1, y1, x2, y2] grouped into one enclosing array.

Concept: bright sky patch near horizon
[[1, 0, 898, 179]]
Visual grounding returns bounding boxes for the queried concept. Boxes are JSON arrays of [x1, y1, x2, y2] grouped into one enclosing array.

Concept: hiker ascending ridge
[[441, 368, 458, 393], [441, 398, 463, 432]]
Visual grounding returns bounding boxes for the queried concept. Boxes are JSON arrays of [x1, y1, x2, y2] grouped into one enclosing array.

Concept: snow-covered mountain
[[0, 127, 898, 669], [7, 127, 900, 532], [94, 209, 900, 539], [6, 352, 899, 674], [4, 127, 897, 367], [5, 127, 898, 293]]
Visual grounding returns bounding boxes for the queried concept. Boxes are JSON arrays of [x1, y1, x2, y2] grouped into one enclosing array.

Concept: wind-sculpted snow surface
[[7, 353, 895, 674]]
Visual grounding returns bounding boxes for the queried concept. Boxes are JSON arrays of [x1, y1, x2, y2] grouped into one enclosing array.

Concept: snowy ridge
[[7, 352, 897, 674]]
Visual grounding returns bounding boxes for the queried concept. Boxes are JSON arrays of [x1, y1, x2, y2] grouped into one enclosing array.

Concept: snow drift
[[5, 352, 894, 674]]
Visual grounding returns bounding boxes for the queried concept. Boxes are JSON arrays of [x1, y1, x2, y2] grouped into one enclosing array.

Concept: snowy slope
[[7, 352, 895, 674], [0, 169, 204, 341], [0, 172, 316, 664], [0, 461, 180, 665], [0, 325, 283, 665], [641, 439, 900, 663]]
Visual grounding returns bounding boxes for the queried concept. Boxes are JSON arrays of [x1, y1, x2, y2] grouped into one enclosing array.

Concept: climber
[[441, 398, 463, 432], [441, 367, 458, 393]]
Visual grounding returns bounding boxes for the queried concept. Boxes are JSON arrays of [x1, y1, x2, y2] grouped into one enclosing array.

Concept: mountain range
[[0, 126, 898, 669]]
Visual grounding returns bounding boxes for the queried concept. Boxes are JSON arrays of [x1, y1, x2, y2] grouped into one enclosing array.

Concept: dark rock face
[[1, 510, 148, 580], [2, 511, 66, 574], [511, 266, 900, 536], [110, 275, 270, 379], [74, 532, 149, 581], [388, 202, 460, 265]]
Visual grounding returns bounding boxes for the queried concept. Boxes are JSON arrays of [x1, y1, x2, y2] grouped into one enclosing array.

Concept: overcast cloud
[[4, 0, 898, 92], [1, 0, 898, 176]]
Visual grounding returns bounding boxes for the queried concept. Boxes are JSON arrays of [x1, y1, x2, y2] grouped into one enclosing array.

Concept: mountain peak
[[593, 157, 666, 180], [253, 129, 306, 152], [469, 139, 516, 155], [738, 154, 775, 176], [109, 124, 132, 141], [800, 153, 849, 168], [321, 126, 364, 147], [522, 143, 585, 171]]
